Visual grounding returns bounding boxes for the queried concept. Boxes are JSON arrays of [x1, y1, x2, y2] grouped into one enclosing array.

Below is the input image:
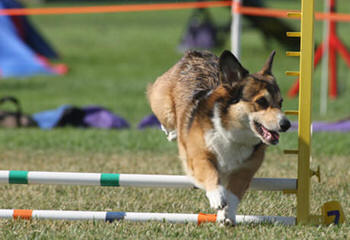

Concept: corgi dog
[[147, 50, 290, 225]]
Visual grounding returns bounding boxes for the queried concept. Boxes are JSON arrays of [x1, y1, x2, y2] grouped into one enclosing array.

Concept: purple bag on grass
[[83, 106, 129, 129], [33, 105, 129, 129]]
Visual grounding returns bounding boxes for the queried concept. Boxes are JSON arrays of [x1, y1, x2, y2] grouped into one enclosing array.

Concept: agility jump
[[0, 0, 345, 226]]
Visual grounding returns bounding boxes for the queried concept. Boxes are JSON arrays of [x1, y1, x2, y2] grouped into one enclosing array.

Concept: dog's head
[[207, 50, 290, 145]]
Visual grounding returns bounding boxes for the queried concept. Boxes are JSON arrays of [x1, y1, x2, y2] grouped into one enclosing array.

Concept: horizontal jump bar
[[0, 170, 296, 191], [0, 1, 232, 16], [0, 209, 296, 225]]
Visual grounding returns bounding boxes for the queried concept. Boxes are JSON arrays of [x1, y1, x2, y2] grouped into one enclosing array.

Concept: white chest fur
[[205, 104, 261, 173]]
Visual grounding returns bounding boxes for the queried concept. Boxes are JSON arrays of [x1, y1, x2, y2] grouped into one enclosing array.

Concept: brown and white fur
[[147, 50, 290, 225]]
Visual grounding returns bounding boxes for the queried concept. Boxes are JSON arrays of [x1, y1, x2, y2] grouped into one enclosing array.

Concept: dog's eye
[[256, 97, 269, 109]]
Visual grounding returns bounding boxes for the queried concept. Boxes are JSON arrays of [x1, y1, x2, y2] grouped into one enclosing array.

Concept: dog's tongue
[[262, 126, 280, 143], [262, 127, 271, 140]]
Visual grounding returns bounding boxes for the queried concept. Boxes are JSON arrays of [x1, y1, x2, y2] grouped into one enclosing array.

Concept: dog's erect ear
[[219, 50, 249, 84], [259, 50, 276, 75]]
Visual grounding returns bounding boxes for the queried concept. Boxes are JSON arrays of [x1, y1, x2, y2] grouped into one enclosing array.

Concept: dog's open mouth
[[254, 121, 279, 145]]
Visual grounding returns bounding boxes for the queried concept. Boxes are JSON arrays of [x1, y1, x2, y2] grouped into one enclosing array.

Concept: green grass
[[0, 0, 349, 238]]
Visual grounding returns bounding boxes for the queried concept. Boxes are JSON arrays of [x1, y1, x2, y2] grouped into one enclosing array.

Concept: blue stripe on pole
[[105, 212, 126, 222]]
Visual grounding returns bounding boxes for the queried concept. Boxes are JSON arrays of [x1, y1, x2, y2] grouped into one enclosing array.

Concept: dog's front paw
[[216, 192, 240, 226], [216, 206, 236, 226], [206, 185, 227, 210], [216, 208, 235, 226]]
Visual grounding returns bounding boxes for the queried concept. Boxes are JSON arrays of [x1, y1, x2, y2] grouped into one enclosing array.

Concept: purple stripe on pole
[[291, 120, 350, 132]]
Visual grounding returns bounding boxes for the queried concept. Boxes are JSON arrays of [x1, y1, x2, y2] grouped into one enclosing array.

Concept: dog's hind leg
[[161, 124, 177, 141], [147, 81, 177, 141], [155, 101, 176, 141]]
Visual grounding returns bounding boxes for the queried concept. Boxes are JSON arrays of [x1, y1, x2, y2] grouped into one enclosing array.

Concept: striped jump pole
[[0, 170, 297, 191], [0, 209, 296, 225]]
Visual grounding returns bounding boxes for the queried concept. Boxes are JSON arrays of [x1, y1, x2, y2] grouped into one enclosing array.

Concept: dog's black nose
[[279, 118, 291, 132]]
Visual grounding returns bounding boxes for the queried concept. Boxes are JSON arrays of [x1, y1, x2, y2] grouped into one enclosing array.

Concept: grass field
[[0, 0, 349, 239]]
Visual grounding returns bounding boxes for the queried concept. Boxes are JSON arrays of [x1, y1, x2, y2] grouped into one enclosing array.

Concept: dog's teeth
[[272, 131, 280, 141]]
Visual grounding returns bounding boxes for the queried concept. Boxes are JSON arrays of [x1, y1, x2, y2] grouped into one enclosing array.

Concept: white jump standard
[[0, 170, 297, 191]]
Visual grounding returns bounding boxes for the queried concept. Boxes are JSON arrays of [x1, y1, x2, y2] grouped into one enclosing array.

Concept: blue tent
[[0, 0, 65, 78], [1, 0, 59, 59]]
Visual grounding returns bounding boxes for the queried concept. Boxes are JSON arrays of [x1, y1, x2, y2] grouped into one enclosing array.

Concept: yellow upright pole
[[297, 0, 315, 224]]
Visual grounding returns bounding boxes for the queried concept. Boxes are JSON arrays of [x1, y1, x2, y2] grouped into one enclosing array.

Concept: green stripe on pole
[[9, 171, 28, 184], [100, 173, 119, 186]]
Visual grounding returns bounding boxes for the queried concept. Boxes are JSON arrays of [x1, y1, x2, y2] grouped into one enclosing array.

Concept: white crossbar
[[0, 209, 296, 225], [0, 170, 297, 191]]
